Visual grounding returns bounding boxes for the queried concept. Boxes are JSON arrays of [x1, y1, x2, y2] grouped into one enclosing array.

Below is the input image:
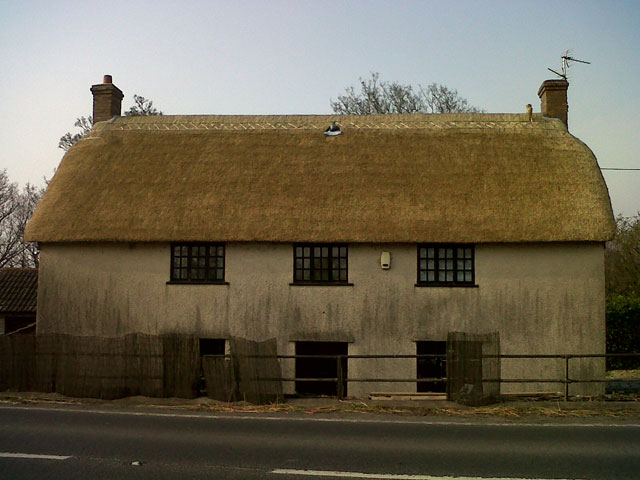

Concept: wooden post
[[564, 355, 570, 401], [336, 356, 344, 399]]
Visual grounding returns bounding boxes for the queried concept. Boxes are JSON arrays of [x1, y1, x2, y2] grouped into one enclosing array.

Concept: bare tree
[[0, 170, 43, 268], [58, 94, 163, 151], [58, 116, 93, 152], [606, 213, 640, 297], [125, 95, 163, 117], [331, 73, 483, 115]]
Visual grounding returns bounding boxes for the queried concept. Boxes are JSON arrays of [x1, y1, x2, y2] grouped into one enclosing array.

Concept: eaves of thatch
[[25, 113, 615, 244]]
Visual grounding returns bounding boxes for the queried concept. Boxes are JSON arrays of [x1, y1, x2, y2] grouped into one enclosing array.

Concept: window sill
[[414, 283, 478, 288], [166, 281, 230, 286], [289, 282, 354, 287]]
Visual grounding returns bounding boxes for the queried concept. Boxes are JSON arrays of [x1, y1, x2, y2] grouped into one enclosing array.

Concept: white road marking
[[270, 469, 585, 480], [1, 405, 639, 429], [0, 452, 71, 460]]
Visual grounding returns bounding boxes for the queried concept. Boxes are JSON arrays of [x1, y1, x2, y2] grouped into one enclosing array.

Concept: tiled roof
[[0, 268, 38, 314]]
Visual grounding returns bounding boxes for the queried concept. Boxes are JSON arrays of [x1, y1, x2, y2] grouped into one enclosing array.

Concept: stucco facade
[[36, 241, 606, 396]]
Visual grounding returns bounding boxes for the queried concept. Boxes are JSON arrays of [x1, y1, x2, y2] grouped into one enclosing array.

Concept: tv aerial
[[548, 51, 591, 81]]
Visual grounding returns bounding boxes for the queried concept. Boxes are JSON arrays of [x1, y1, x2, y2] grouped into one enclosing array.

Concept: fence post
[[564, 355, 570, 401], [336, 355, 344, 400]]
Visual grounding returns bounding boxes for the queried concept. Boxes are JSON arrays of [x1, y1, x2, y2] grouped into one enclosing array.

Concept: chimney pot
[[538, 79, 569, 129], [90, 75, 124, 124]]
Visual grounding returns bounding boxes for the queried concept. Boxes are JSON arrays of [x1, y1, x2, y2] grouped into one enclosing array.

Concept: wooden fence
[[0, 334, 282, 403]]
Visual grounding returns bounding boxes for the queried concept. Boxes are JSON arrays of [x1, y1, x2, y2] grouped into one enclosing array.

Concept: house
[[24, 76, 615, 397], [0, 268, 38, 335]]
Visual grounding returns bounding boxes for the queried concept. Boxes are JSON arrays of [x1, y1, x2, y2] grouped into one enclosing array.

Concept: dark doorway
[[417, 341, 446, 392], [295, 341, 348, 396], [4, 315, 36, 335], [198, 338, 226, 395], [199, 338, 225, 357]]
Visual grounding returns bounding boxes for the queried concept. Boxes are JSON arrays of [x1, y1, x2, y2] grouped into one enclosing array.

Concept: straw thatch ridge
[[25, 114, 614, 243]]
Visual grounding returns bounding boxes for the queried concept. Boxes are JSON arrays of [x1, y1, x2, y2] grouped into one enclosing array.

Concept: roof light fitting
[[324, 121, 342, 136]]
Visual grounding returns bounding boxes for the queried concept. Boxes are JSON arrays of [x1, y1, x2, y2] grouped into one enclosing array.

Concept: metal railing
[[206, 352, 640, 401]]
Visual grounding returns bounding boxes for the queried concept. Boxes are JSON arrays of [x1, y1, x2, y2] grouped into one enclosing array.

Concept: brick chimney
[[90, 75, 124, 124], [538, 79, 569, 128]]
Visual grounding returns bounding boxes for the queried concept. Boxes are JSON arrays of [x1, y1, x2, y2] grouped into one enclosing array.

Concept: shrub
[[606, 294, 640, 370]]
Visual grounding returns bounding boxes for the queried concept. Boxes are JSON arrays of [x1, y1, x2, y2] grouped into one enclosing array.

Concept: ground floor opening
[[295, 341, 348, 397]]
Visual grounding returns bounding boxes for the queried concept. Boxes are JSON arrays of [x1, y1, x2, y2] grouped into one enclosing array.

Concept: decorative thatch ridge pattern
[[25, 114, 615, 243]]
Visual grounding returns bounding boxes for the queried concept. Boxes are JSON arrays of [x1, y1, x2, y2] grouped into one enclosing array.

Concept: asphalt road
[[0, 404, 639, 479]]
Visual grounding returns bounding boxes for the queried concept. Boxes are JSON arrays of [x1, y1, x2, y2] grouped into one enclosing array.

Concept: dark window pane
[[172, 243, 225, 283], [293, 244, 348, 283]]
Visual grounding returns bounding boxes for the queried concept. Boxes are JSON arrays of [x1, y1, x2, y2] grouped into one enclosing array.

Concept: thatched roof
[[25, 113, 614, 243]]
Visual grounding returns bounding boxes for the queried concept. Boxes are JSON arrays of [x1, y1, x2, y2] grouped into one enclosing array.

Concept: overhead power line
[[600, 168, 640, 171]]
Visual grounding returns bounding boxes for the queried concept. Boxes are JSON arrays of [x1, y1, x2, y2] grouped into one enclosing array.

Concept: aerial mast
[[547, 51, 591, 81]]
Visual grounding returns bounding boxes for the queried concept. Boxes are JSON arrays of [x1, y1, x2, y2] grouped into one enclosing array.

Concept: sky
[[1, 0, 638, 216]]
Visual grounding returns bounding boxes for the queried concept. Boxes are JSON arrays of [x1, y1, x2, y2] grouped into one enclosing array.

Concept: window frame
[[292, 243, 350, 285], [416, 244, 476, 287], [169, 242, 226, 284]]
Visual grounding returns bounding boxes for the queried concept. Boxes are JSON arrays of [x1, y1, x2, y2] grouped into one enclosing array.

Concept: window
[[294, 244, 348, 284], [418, 245, 474, 286], [171, 243, 225, 283]]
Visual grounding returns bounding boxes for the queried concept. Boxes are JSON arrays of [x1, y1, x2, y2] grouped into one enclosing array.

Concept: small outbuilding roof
[[0, 268, 38, 314], [25, 113, 615, 244]]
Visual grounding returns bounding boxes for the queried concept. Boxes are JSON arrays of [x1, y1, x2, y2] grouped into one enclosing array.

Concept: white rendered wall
[[36, 242, 606, 396]]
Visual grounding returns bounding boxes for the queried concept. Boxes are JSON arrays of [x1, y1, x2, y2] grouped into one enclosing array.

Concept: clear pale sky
[[1, 0, 638, 216]]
